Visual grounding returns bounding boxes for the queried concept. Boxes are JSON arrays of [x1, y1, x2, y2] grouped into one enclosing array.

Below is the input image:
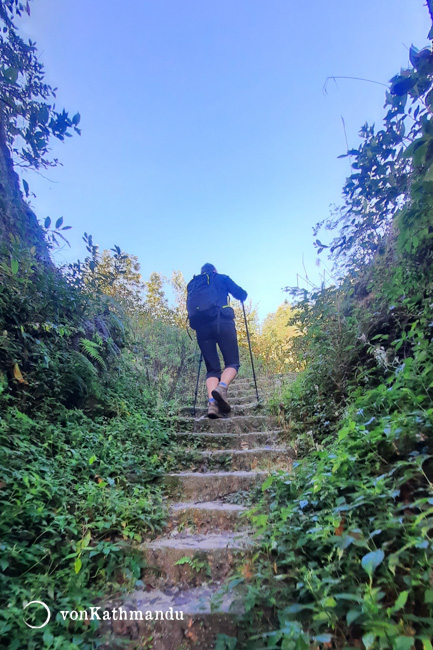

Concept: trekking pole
[[192, 352, 203, 417], [241, 301, 259, 402]]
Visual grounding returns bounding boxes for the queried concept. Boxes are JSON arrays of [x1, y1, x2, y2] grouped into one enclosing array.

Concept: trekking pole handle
[[241, 301, 259, 402]]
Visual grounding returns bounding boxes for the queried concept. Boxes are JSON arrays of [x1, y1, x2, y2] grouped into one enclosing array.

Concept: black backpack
[[186, 272, 220, 329]]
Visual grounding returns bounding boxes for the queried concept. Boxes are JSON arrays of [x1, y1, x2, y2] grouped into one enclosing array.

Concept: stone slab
[[165, 470, 267, 501]]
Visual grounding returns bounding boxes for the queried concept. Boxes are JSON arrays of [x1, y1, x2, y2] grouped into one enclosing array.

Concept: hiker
[[187, 263, 248, 418]]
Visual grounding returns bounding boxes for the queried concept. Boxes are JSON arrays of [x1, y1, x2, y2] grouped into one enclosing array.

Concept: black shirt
[[212, 273, 248, 306]]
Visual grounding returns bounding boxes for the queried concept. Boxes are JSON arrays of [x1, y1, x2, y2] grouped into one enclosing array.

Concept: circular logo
[[23, 601, 51, 629]]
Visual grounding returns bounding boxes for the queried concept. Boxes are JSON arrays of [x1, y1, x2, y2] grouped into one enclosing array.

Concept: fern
[[72, 350, 98, 377], [174, 555, 193, 566], [93, 332, 104, 347], [79, 338, 106, 369], [174, 555, 210, 574]]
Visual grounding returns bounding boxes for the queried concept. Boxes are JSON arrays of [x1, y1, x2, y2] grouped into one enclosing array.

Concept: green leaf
[[393, 637, 414, 650], [390, 76, 415, 96], [334, 593, 363, 603], [4, 67, 18, 83], [346, 608, 361, 625], [74, 557, 82, 574], [72, 112, 81, 125], [42, 630, 54, 647], [261, 475, 274, 491], [391, 591, 408, 612], [215, 635, 237, 650], [424, 162, 433, 183], [88, 455, 97, 465], [361, 549, 384, 577], [10, 259, 18, 275], [322, 596, 336, 608], [82, 531, 91, 548], [44, 216, 51, 229], [313, 611, 329, 622], [22, 179, 29, 197], [402, 140, 418, 159], [420, 638, 433, 650], [286, 604, 315, 613], [362, 632, 377, 649], [413, 141, 428, 167], [425, 589, 433, 604], [55, 217, 64, 229]]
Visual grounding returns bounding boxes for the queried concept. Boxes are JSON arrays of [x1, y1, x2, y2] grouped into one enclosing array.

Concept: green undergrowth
[[0, 243, 192, 647], [0, 403, 175, 648], [234, 353, 433, 649]]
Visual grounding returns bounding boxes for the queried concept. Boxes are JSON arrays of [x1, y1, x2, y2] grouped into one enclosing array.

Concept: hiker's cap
[[201, 263, 217, 274]]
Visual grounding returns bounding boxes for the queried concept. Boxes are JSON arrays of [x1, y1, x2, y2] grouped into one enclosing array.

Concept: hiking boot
[[211, 384, 231, 414], [208, 401, 224, 419]]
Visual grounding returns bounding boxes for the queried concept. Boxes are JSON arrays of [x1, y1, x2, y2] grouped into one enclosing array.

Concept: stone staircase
[[105, 374, 295, 649]]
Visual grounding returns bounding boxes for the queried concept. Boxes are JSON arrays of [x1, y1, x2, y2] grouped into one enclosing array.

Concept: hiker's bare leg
[[220, 367, 237, 386], [206, 377, 219, 399], [206, 369, 236, 399]]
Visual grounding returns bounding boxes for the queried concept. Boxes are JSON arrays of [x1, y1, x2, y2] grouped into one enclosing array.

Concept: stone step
[[178, 415, 279, 434], [179, 401, 266, 417], [232, 378, 279, 387], [139, 532, 253, 587], [185, 374, 296, 405], [165, 470, 267, 501], [105, 585, 241, 650], [228, 385, 262, 395], [228, 392, 268, 405], [227, 385, 266, 399], [174, 431, 283, 450], [185, 392, 270, 409], [227, 384, 276, 395], [100, 375, 296, 649], [234, 373, 297, 386], [229, 375, 297, 394], [168, 501, 247, 533], [196, 447, 292, 472], [176, 447, 292, 472], [196, 414, 279, 433]]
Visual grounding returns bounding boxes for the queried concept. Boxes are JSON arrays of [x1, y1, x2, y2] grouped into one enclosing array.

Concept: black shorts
[[196, 319, 240, 379]]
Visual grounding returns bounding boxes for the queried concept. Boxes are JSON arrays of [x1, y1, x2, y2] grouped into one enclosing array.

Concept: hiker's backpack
[[186, 272, 220, 329]]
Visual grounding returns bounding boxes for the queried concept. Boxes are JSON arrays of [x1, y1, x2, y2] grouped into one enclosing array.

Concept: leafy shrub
[[0, 393, 176, 647], [238, 341, 433, 648]]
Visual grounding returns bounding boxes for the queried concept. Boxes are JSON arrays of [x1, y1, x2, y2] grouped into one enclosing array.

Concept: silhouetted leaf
[[361, 549, 384, 577]]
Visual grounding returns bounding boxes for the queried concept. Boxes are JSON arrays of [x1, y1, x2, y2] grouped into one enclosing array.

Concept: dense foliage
[[0, 231, 204, 647], [230, 27, 433, 650]]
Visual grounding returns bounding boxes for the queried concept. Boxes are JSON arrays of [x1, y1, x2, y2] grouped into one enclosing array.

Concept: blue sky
[[19, 0, 430, 319]]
